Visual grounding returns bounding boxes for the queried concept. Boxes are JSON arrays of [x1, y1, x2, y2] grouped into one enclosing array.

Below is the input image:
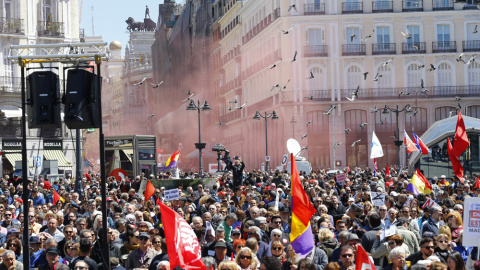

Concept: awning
[[43, 150, 73, 169], [0, 106, 22, 118], [122, 149, 133, 163], [3, 150, 33, 169]]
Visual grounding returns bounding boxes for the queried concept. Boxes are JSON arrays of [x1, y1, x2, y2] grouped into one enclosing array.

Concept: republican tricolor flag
[[162, 149, 181, 171], [412, 131, 430, 155], [406, 169, 432, 195], [404, 130, 419, 154]]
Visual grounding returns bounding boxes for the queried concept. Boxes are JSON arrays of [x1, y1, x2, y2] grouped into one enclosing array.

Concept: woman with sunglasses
[[271, 241, 286, 264], [233, 239, 246, 259], [235, 247, 256, 270], [447, 211, 463, 242], [6, 238, 22, 262], [435, 233, 453, 263], [384, 247, 408, 270], [151, 235, 162, 254], [372, 234, 409, 269]]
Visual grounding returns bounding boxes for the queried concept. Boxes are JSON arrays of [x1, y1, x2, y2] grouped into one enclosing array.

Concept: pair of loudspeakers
[[26, 69, 101, 129]]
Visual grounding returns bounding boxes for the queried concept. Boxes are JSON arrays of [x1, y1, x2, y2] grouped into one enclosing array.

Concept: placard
[[336, 173, 346, 183], [463, 197, 480, 247], [421, 198, 440, 209], [370, 192, 386, 207], [164, 188, 180, 201]]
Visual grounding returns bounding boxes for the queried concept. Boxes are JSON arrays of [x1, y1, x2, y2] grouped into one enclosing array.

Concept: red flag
[[453, 109, 469, 158], [52, 190, 64, 205], [159, 202, 206, 270], [355, 245, 377, 270], [474, 178, 480, 190], [43, 181, 52, 191], [385, 163, 390, 176], [448, 138, 464, 180], [346, 164, 350, 174], [144, 180, 155, 201], [156, 197, 161, 206], [83, 173, 91, 181]]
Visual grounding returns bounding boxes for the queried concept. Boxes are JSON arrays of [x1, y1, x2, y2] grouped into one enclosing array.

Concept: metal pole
[[96, 56, 110, 270], [198, 103, 203, 178], [333, 110, 336, 170], [20, 62, 30, 269], [396, 106, 401, 169], [76, 129, 82, 182], [265, 113, 269, 172]]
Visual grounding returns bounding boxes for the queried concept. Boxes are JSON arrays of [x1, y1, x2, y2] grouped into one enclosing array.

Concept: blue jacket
[[421, 217, 445, 237]]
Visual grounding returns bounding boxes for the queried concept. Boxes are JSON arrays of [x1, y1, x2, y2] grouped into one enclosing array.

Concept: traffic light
[[26, 71, 61, 128], [63, 69, 102, 129]]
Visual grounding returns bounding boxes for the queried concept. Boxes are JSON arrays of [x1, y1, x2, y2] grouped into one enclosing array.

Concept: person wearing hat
[[125, 232, 156, 269], [346, 233, 362, 252], [38, 247, 68, 270], [212, 241, 229, 265]]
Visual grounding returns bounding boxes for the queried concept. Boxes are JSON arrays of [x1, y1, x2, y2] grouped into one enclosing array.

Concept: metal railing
[[342, 2, 363, 13], [342, 44, 366, 56], [372, 1, 393, 12], [432, 41, 457, 53], [372, 43, 396, 55], [433, 0, 454, 10], [463, 40, 480, 52], [304, 3, 325, 15], [0, 76, 22, 92], [37, 21, 64, 37], [304, 45, 328, 57], [340, 85, 480, 100], [402, 42, 426, 54], [0, 18, 24, 34], [402, 0, 423, 11]]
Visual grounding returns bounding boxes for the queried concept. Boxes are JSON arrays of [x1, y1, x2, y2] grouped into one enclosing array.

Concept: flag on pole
[[139, 53, 143, 63], [453, 108, 469, 158], [370, 131, 384, 159], [355, 245, 376, 270], [159, 202, 206, 270], [53, 190, 65, 205], [448, 138, 464, 180], [412, 131, 430, 155], [290, 153, 317, 258], [406, 169, 432, 195], [474, 177, 480, 190], [385, 163, 390, 176], [162, 149, 181, 171], [373, 158, 378, 177], [346, 163, 350, 174], [144, 180, 156, 201], [404, 130, 419, 154]]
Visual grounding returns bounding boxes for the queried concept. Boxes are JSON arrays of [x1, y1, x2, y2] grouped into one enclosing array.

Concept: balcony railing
[[0, 76, 22, 93], [0, 18, 24, 34], [402, 42, 426, 54], [463, 40, 480, 52], [279, 90, 332, 102], [37, 21, 64, 37], [242, 8, 279, 45], [342, 2, 363, 14], [433, 0, 454, 10], [372, 43, 396, 55], [372, 1, 393, 12], [342, 44, 366, 56], [403, 0, 423, 11], [304, 45, 328, 57], [432, 41, 457, 53], [304, 3, 325, 15]]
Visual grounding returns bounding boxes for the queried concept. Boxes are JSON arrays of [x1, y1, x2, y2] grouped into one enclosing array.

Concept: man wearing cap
[[211, 241, 229, 265], [125, 232, 156, 269], [38, 247, 68, 270]]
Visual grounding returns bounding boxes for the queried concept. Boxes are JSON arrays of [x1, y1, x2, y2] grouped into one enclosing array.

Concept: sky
[[79, 0, 184, 53]]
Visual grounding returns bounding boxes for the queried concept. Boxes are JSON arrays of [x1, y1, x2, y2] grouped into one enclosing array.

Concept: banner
[[463, 197, 480, 247], [336, 173, 346, 183], [421, 198, 440, 209], [370, 192, 385, 207], [164, 188, 180, 201]]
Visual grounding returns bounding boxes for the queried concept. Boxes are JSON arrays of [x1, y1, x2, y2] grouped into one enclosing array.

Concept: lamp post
[[382, 104, 412, 168], [212, 143, 226, 173], [290, 116, 296, 138], [186, 99, 211, 178], [253, 111, 279, 172]]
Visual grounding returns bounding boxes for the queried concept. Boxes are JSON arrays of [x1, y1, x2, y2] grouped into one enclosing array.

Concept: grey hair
[[225, 213, 238, 221], [432, 205, 442, 212], [271, 229, 282, 237], [318, 205, 328, 212], [216, 226, 225, 233], [389, 247, 406, 259], [254, 217, 266, 227], [339, 231, 350, 238], [427, 255, 441, 262], [45, 237, 57, 247], [2, 250, 15, 260], [249, 226, 261, 237]]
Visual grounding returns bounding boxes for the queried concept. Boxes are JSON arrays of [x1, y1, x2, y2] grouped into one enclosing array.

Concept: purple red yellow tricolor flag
[[162, 149, 181, 171], [290, 153, 317, 257]]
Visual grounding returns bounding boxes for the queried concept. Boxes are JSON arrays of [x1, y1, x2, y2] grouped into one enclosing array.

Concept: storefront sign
[[43, 139, 62, 150], [2, 140, 22, 150], [105, 138, 133, 148]]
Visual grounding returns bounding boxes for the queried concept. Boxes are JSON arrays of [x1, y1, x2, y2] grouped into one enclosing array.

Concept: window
[[346, 65, 362, 90], [43, 0, 52, 22], [345, 109, 368, 167], [437, 63, 452, 87], [406, 64, 422, 88], [307, 29, 323, 45], [346, 27, 360, 44], [2, 48, 13, 85], [466, 24, 478, 41], [308, 67, 323, 90], [437, 24, 450, 43], [4, 0, 12, 19], [376, 65, 392, 89], [406, 25, 420, 43], [468, 62, 480, 86], [435, 106, 457, 121], [376, 26, 390, 44]]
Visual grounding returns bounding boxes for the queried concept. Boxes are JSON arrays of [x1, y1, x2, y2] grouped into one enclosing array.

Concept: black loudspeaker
[[64, 69, 102, 129], [26, 71, 61, 128]]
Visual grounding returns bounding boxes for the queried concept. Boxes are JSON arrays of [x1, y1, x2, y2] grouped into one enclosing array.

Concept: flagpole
[[382, 104, 411, 168]]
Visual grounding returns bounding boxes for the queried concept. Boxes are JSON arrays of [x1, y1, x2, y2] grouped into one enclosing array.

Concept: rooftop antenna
[[91, 6, 95, 36]]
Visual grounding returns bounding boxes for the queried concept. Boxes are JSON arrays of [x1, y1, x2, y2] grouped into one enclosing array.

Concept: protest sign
[[336, 173, 346, 183], [370, 192, 386, 207], [463, 197, 480, 247], [164, 188, 180, 201], [421, 198, 440, 209]]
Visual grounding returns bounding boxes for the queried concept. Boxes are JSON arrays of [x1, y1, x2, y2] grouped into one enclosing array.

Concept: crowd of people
[[0, 162, 478, 270]]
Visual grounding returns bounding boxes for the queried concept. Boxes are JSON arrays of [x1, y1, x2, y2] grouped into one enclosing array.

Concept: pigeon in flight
[[230, 97, 238, 104], [236, 102, 247, 109], [412, 43, 421, 50], [364, 30, 375, 41], [373, 73, 382, 81], [467, 55, 476, 66], [363, 72, 369, 80], [334, 142, 343, 147], [305, 95, 314, 100], [301, 133, 307, 140], [345, 128, 351, 136], [288, 4, 297, 12], [182, 93, 195, 102], [283, 79, 291, 90], [456, 53, 466, 63], [269, 59, 282, 69], [401, 28, 411, 39], [186, 89, 191, 95], [351, 139, 361, 147], [324, 104, 337, 115], [473, 25, 478, 34], [418, 64, 425, 69], [449, 111, 455, 118], [427, 64, 436, 72], [455, 96, 461, 101], [133, 77, 147, 86], [307, 72, 314, 79], [419, 79, 428, 96], [350, 34, 357, 42], [270, 84, 281, 91], [147, 114, 155, 120], [281, 27, 294, 34], [291, 51, 297, 62], [370, 106, 378, 113], [150, 81, 164, 88], [360, 122, 367, 130], [382, 60, 392, 66], [306, 121, 311, 127]]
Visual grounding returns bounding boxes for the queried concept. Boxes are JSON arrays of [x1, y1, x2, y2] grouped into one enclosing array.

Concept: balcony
[[372, 43, 396, 55], [304, 45, 328, 57], [372, 1, 393, 12], [432, 41, 457, 53], [0, 18, 24, 34], [342, 2, 363, 14], [37, 21, 64, 37], [242, 8, 280, 45], [463, 40, 480, 52], [279, 90, 332, 102], [342, 44, 366, 56], [402, 42, 426, 54], [403, 0, 423, 11], [304, 3, 325, 15], [433, 0, 454, 10]]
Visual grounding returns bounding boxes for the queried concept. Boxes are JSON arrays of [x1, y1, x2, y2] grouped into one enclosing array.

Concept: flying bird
[[324, 104, 337, 115], [345, 128, 351, 136], [391, 131, 398, 139], [291, 51, 297, 62], [455, 96, 461, 101], [182, 93, 195, 102], [306, 121, 311, 127], [217, 119, 222, 125], [467, 55, 476, 66], [419, 79, 428, 96], [346, 96, 356, 102], [150, 81, 164, 88], [360, 122, 367, 130], [270, 84, 281, 91], [230, 97, 238, 104], [133, 77, 147, 86], [456, 53, 466, 63], [269, 59, 282, 69], [288, 4, 297, 12], [412, 43, 421, 50], [401, 28, 411, 39], [283, 79, 291, 89], [370, 106, 378, 113], [380, 119, 384, 125], [351, 139, 361, 147], [412, 110, 419, 116], [398, 91, 411, 96], [301, 133, 307, 140], [418, 64, 425, 69], [449, 111, 455, 118], [307, 72, 314, 79], [352, 85, 360, 99], [382, 59, 392, 66], [364, 30, 375, 41], [373, 73, 382, 81], [427, 64, 436, 72], [473, 25, 478, 34], [305, 95, 314, 100], [334, 142, 343, 147], [236, 102, 247, 109], [147, 114, 155, 120], [281, 27, 294, 34], [186, 89, 191, 95], [363, 72, 369, 80], [350, 34, 357, 42]]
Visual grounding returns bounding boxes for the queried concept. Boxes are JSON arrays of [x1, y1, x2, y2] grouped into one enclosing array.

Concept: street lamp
[[253, 111, 279, 172], [186, 99, 211, 177], [382, 104, 412, 168]]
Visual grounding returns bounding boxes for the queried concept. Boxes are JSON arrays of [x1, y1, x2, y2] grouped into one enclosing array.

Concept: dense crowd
[[0, 161, 478, 270]]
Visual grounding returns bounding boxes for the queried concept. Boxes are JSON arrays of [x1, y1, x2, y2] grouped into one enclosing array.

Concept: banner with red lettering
[[159, 202, 206, 270]]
